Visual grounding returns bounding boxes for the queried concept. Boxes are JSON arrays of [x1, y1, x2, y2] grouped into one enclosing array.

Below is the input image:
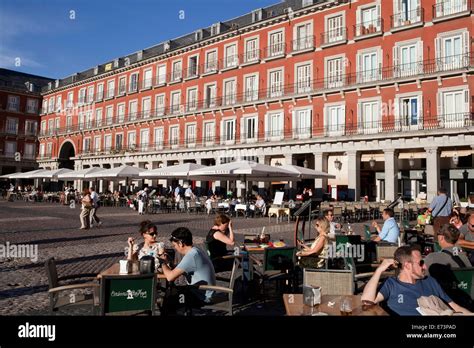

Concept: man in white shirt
[[89, 187, 102, 227]]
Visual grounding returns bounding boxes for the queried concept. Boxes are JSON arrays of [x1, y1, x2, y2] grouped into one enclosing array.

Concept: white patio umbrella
[[84, 165, 145, 179], [29, 168, 74, 180], [278, 164, 336, 179], [57, 167, 104, 180], [2, 169, 47, 179], [139, 163, 207, 179]]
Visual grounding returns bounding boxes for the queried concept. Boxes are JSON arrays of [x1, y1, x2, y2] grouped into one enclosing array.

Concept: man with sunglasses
[[362, 245, 471, 315], [457, 214, 474, 264], [324, 209, 341, 237], [159, 227, 216, 310]]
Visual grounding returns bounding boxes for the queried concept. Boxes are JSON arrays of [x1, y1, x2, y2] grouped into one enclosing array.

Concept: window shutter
[[309, 109, 313, 136], [377, 4, 381, 30], [414, 0, 421, 21], [357, 53, 362, 83], [462, 31, 469, 60], [393, 0, 399, 17], [418, 95, 424, 128], [417, 40, 423, 67], [356, 8, 361, 35], [279, 112, 284, 138], [435, 37, 442, 71], [393, 45, 399, 77], [341, 105, 346, 134], [378, 48, 383, 79], [464, 89, 469, 114], [437, 91, 443, 120], [264, 113, 269, 141], [220, 119, 224, 144], [357, 102, 362, 132], [240, 117, 245, 142], [292, 109, 297, 138]]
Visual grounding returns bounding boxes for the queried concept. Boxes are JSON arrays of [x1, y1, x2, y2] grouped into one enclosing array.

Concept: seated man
[[371, 208, 400, 244], [457, 214, 474, 264], [324, 209, 341, 238], [160, 227, 216, 310], [254, 195, 265, 216], [361, 245, 471, 316]]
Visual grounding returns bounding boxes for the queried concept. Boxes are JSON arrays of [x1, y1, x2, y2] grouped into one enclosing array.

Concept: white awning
[[440, 150, 474, 158]]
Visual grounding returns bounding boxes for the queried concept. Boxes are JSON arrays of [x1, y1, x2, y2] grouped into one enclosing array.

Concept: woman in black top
[[206, 214, 235, 273]]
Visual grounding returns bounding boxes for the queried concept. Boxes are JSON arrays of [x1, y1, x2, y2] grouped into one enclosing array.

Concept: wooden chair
[[45, 257, 100, 314], [303, 268, 354, 296]]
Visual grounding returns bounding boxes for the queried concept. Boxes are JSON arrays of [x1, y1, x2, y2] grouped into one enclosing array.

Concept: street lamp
[[369, 157, 376, 169], [275, 161, 282, 166], [303, 159, 308, 168], [453, 153, 459, 166], [409, 155, 415, 168], [334, 158, 342, 171]]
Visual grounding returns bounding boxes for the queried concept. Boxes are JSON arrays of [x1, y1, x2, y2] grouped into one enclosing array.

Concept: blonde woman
[[296, 217, 330, 269]]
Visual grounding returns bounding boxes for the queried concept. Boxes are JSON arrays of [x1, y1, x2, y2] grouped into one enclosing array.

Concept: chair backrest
[[303, 268, 354, 296], [364, 225, 372, 240], [333, 206, 343, 216], [45, 257, 59, 289], [376, 244, 398, 262], [424, 225, 435, 236], [263, 247, 295, 272], [228, 257, 242, 290], [100, 274, 156, 315], [452, 267, 474, 299]]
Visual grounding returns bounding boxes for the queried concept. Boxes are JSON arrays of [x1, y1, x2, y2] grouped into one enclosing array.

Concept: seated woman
[[205, 214, 235, 273], [417, 208, 430, 226], [449, 210, 463, 230], [296, 217, 329, 269], [127, 220, 163, 266]]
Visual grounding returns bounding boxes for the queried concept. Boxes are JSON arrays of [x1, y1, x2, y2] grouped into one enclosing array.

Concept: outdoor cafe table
[[283, 294, 388, 316], [97, 263, 167, 281]]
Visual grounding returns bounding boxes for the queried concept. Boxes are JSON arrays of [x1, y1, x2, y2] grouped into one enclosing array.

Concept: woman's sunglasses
[[146, 232, 157, 237]]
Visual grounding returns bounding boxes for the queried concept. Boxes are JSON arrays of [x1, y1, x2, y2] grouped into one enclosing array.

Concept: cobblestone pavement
[[0, 200, 371, 315]]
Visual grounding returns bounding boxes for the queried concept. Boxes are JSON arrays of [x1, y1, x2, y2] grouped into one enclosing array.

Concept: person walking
[[138, 188, 149, 215], [428, 187, 452, 233], [89, 187, 102, 228], [80, 188, 92, 230]]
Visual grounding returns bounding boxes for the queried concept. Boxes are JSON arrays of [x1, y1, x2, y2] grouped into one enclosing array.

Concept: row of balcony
[[38, 53, 474, 137], [0, 127, 38, 137], [36, 112, 474, 161]]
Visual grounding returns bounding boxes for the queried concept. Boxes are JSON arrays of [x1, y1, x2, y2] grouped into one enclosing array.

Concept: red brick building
[[0, 69, 53, 176], [38, 0, 474, 201]]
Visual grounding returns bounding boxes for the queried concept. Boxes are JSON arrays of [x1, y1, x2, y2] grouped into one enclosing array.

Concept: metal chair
[[303, 268, 354, 296], [376, 244, 399, 263], [45, 257, 100, 314]]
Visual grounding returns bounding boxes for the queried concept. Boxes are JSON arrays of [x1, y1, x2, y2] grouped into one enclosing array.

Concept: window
[[115, 134, 123, 150], [104, 135, 112, 151], [398, 95, 421, 129], [83, 138, 91, 153], [245, 38, 259, 63], [67, 92, 74, 108], [205, 84, 217, 108], [117, 103, 125, 123], [393, 0, 421, 27], [106, 106, 114, 125], [293, 22, 313, 51], [155, 94, 165, 115], [266, 112, 284, 139], [172, 61, 182, 81], [25, 120, 37, 135], [24, 143, 35, 159], [39, 143, 45, 157], [170, 91, 181, 113], [244, 74, 259, 102], [129, 73, 138, 92], [127, 132, 136, 149], [325, 14, 345, 43], [186, 124, 196, 146], [157, 65, 167, 85], [46, 143, 52, 156], [170, 126, 179, 147], [5, 141, 17, 157], [293, 109, 312, 138], [357, 49, 381, 83], [187, 88, 198, 111], [154, 127, 164, 149], [142, 98, 151, 118], [6, 118, 18, 134], [224, 44, 238, 68], [48, 98, 54, 113], [438, 88, 469, 128], [268, 31, 284, 57], [48, 119, 54, 135], [326, 57, 344, 88], [55, 95, 62, 112], [66, 116, 72, 131], [436, 32, 469, 71], [140, 129, 149, 151], [55, 117, 60, 130], [204, 122, 215, 144], [42, 100, 47, 114], [41, 120, 46, 135], [394, 41, 423, 77], [118, 77, 126, 95], [296, 63, 312, 93], [95, 108, 103, 127], [187, 56, 198, 78], [94, 136, 101, 152], [268, 69, 283, 97], [85, 112, 92, 129], [242, 116, 257, 142], [325, 104, 345, 136], [78, 88, 86, 104], [205, 50, 218, 73], [221, 119, 236, 143], [143, 69, 152, 89], [87, 86, 94, 103], [223, 79, 236, 105], [129, 100, 138, 121], [107, 80, 115, 98], [252, 9, 262, 22], [96, 83, 104, 101], [356, 5, 381, 36], [359, 100, 380, 134], [434, 0, 468, 18], [26, 99, 38, 113]]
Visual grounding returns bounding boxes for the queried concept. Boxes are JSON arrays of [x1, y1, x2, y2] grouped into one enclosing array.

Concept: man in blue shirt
[[372, 208, 400, 244], [428, 187, 452, 233], [362, 245, 471, 315]]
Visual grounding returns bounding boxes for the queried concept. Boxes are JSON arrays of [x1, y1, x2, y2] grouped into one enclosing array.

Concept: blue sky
[[0, 0, 278, 79]]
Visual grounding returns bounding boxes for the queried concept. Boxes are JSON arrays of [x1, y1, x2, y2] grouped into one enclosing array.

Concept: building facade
[[38, 0, 474, 201], [0, 69, 53, 177]]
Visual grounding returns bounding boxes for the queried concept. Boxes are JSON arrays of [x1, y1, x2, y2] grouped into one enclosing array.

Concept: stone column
[[194, 158, 202, 196], [284, 154, 297, 200], [314, 152, 328, 199], [347, 151, 361, 201], [257, 155, 267, 197], [384, 149, 399, 202], [425, 147, 439, 202]]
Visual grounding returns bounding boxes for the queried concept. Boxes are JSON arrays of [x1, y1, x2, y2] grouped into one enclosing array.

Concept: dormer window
[[302, 0, 313, 7], [252, 9, 263, 22], [211, 23, 221, 36], [195, 29, 203, 41]]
